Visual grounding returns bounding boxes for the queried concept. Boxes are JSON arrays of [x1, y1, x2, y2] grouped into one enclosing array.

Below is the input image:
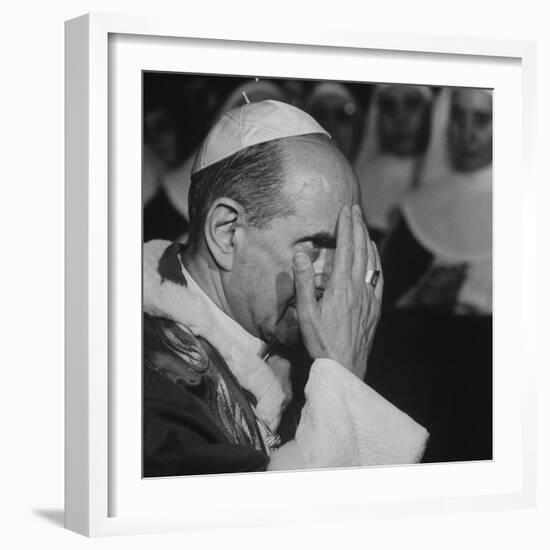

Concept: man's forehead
[[280, 135, 358, 198], [290, 171, 354, 200], [272, 207, 340, 248], [282, 171, 357, 240]]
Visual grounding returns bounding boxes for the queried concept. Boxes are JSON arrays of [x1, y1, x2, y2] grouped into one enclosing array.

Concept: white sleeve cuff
[[294, 358, 429, 469]]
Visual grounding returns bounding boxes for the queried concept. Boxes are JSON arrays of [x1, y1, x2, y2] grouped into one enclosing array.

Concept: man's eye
[[301, 242, 322, 261]]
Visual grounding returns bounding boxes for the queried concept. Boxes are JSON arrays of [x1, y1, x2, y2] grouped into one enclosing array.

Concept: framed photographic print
[[65, 13, 536, 536]]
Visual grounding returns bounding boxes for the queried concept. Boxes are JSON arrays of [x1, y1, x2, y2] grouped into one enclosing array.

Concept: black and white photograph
[[142, 73, 493, 477], [1, 0, 546, 543]]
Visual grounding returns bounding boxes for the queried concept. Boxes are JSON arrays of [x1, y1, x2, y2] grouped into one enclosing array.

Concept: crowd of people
[[142, 73, 493, 469]]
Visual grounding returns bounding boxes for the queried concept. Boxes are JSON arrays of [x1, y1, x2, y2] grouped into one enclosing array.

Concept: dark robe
[[143, 314, 270, 477]]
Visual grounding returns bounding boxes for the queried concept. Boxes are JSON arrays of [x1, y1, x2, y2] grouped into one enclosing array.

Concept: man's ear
[[204, 197, 247, 271]]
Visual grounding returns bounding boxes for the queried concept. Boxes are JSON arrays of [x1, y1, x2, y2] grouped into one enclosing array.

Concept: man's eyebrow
[[295, 231, 337, 249]]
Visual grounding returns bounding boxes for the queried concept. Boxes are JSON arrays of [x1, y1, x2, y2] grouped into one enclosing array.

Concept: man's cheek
[[274, 270, 296, 311]]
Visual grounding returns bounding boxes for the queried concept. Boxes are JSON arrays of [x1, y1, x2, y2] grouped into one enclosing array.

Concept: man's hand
[[292, 204, 383, 379]]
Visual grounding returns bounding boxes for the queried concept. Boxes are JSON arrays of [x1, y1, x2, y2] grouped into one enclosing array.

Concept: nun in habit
[[143, 80, 288, 244], [352, 84, 433, 244], [382, 87, 493, 315], [365, 87, 493, 464]]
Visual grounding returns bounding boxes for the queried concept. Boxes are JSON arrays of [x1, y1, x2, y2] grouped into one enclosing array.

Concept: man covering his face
[[143, 99, 428, 476]]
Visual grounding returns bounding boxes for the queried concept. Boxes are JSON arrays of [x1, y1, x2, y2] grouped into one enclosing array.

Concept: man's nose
[[314, 272, 329, 290], [312, 248, 335, 290]]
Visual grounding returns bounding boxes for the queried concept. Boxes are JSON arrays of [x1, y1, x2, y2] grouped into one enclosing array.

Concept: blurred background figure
[[353, 84, 433, 244], [142, 78, 182, 207], [143, 74, 223, 242], [366, 87, 493, 463], [382, 87, 493, 315], [142, 142, 164, 207], [280, 79, 309, 111], [143, 77, 288, 242], [305, 82, 363, 161]]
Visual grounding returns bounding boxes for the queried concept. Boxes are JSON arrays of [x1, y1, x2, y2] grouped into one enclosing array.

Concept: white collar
[[177, 259, 269, 360]]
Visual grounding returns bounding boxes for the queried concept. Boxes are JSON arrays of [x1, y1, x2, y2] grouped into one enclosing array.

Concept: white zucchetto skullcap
[[191, 100, 331, 175]]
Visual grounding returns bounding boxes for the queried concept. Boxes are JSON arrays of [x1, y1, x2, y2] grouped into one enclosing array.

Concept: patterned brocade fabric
[[144, 314, 268, 454]]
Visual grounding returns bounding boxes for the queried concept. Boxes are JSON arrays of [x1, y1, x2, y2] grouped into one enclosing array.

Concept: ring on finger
[[365, 269, 381, 288]]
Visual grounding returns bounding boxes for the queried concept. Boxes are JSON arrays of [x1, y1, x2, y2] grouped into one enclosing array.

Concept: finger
[[352, 204, 368, 285], [292, 252, 317, 322], [329, 205, 353, 287]]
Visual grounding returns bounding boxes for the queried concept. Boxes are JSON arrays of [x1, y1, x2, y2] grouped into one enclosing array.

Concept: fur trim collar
[[143, 240, 291, 431]]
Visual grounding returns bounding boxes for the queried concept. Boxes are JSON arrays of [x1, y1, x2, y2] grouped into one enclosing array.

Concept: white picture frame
[[65, 12, 537, 537]]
